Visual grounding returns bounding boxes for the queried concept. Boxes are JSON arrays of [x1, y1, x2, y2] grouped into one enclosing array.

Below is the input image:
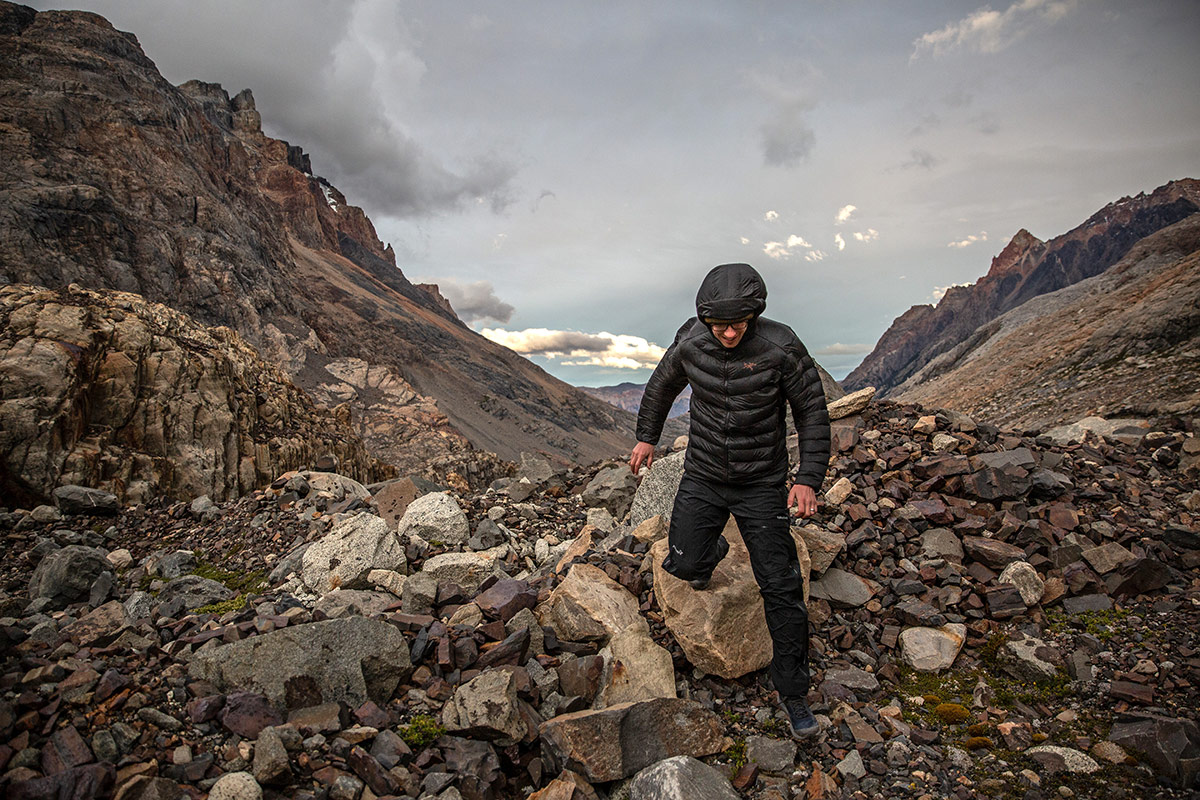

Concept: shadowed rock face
[[0, 284, 385, 504], [844, 180, 1200, 397], [0, 3, 634, 479]]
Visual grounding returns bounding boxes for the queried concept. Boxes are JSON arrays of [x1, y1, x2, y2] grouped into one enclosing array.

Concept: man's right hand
[[630, 441, 655, 475]]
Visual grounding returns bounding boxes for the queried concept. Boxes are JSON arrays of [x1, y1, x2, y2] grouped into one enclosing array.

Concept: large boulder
[[300, 512, 406, 593], [1108, 714, 1200, 789], [898, 624, 967, 673], [540, 698, 724, 783], [157, 575, 234, 611], [628, 451, 686, 527], [188, 617, 411, 712], [52, 485, 119, 516], [28, 545, 112, 609], [441, 669, 529, 744], [649, 519, 810, 679], [397, 491, 470, 547], [420, 545, 509, 594], [581, 465, 638, 520], [537, 564, 641, 645]]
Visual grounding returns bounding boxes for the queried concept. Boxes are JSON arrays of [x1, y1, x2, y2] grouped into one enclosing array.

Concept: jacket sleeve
[[781, 339, 831, 489], [635, 321, 692, 445]]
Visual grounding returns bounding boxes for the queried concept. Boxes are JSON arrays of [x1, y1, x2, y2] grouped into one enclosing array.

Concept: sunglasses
[[709, 320, 749, 333]]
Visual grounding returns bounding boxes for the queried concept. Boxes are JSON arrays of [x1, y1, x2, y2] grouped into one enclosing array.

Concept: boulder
[[594, 620, 676, 708], [827, 387, 874, 420], [28, 545, 111, 608], [207, 771, 262, 800], [1108, 714, 1200, 789], [797, 526, 845, 575], [300, 512, 405, 593], [539, 698, 724, 782], [920, 528, 964, 563], [581, 465, 638, 519], [628, 451, 686, 527], [52, 485, 119, 515], [626, 755, 740, 800], [370, 477, 420, 528], [420, 546, 509, 594], [1027, 746, 1100, 774], [898, 624, 966, 673], [313, 589, 394, 618], [650, 519, 811, 679], [441, 668, 528, 744], [1043, 416, 1149, 446], [156, 575, 233, 611], [1000, 633, 1063, 681], [962, 536, 1026, 570], [188, 617, 411, 712], [538, 564, 641, 644], [398, 492, 470, 546]]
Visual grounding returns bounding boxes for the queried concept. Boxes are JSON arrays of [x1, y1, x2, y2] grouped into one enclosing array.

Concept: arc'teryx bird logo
[[742, 361, 759, 371]]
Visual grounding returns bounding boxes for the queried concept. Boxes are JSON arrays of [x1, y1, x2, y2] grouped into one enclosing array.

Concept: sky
[[30, 0, 1200, 385]]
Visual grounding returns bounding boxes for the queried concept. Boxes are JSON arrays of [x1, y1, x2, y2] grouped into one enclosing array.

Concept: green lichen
[[190, 562, 267, 595], [398, 714, 445, 749], [193, 594, 249, 615]]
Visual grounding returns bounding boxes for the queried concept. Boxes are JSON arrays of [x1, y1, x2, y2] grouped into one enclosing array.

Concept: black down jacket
[[636, 263, 831, 488]]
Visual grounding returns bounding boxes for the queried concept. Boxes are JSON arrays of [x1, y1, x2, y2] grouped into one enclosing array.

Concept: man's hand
[[630, 441, 655, 475], [788, 483, 818, 518]]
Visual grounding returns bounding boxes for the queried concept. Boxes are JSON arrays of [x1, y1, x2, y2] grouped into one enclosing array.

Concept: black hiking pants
[[660, 472, 811, 698]]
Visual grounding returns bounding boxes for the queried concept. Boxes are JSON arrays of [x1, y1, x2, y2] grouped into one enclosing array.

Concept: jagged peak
[[986, 228, 1044, 279]]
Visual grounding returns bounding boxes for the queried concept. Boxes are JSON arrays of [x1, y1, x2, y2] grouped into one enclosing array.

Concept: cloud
[[912, 0, 1078, 60], [804, 250, 826, 262], [760, 103, 817, 167], [762, 234, 815, 260], [814, 342, 872, 356], [834, 233, 846, 251], [948, 231, 989, 248], [428, 278, 514, 324], [932, 283, 973, 302], [901, 149, 942, 170], [740, 236, 751, 245], [481, 328, 666, 369], [764, 210, 779, 221], [835, 204, 857, 224], [853, 229, 880, 242]]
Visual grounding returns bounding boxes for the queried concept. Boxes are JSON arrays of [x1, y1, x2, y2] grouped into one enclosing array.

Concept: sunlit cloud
[[835, 204, 857, 225], [763, 233, 815, 260], [804, 250, 826, 262], [764, 210, 779, 221], [853, 229, 880, 242], [834, 233, 846, 251], [481, 327, 666, 369], [912, 0, 1078, 60], [740, 236, 751, 245], [948, 231, 988, 248], [814, 342, 872, 356]]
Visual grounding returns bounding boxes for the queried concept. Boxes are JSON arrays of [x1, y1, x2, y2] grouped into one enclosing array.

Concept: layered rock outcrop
[[0, 2, 633, 480], [0, 283, 382, 504]]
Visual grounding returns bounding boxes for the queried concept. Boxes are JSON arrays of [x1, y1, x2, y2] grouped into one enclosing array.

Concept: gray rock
[[157, 575, 233, 611], [810, 568, 880, 607], [420, 547, 509, 594], [52, 485, 119, 516], [28, 545, 112, 609], [920, 528, 963, 562], [998, 561, 1045, 606], [252, 726, 291, 785], [1000, 633, 1063, 681], [836, 749, 867, 779], [824, 667, 879, 692], [629, 451, 686, 527], [188, 617, 411, 712], [401, 571, 439, 615], [1108, 714, 1200, 789], [627, 755, 740, 800], [301, 512, 405, 594], [313, 589, 394, 618], [1027, 745, 1100, 774], [582, 465, 638, 520], [397, 492, 470, 547], [746, 735, 796, 773], [151, 550, 196, 579], [267, 542, 310, 584], [899, 624, 967, 673]]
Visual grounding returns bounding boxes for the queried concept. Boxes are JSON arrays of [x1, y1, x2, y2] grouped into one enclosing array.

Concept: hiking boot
[[780, 695, 819, 738], [688, 535, 730, 590]]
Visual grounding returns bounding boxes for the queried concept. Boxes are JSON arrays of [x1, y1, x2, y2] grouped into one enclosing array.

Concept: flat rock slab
[[650, 519, 810, 679], [188, 617, 411, 712], [1026, 745, 1099, 774], [810, 567, 879, 608], [540, 698, 724, 782], [1108, 714, 1200, 789]]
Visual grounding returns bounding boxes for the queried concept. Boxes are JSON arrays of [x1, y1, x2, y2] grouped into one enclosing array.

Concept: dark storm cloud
[[431, 279, 515, 325]]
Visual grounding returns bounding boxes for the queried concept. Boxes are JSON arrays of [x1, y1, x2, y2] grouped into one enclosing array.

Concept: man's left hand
[[788, 484, 818, 518]]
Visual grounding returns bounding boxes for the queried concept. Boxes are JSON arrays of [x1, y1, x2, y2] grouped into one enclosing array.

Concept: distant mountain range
[[0, 3, 635, 486], [847, 178, 1200, 430], [580, 382, 692, 418]]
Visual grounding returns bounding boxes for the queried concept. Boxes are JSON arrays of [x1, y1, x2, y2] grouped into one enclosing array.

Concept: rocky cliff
[[0, 2, 634, 480], [892, 212, 1200, 430], [0, 283, 388, 505], [844, 179, 1200, 396]]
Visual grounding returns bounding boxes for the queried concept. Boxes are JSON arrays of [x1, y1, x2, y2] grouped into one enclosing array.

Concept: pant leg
[[661, 473, 730, 582], [728, 482, 811, 698]]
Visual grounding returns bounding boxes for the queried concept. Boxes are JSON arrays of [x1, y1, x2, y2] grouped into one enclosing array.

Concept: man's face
[[709, 319, 749, 348]]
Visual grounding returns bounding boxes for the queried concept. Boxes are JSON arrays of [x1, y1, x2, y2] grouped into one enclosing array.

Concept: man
[[630, 262, 830, 738]]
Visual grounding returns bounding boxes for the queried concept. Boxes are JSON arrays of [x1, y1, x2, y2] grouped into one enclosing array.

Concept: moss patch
[[398, 714, 445, 749]]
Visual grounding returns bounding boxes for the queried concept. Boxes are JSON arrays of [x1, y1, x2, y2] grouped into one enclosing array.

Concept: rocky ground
[[2, 400, 1199, 800]]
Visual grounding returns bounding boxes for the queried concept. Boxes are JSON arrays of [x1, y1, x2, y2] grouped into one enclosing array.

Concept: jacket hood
[[695, 263, 767, 321]]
